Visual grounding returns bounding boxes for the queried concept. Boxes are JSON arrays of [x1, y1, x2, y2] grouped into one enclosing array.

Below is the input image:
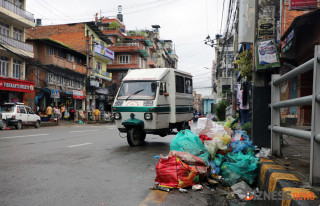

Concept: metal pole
[[273, 95, 312, 108], [271, 74, 281, 156], [310, 46, 320, 185]]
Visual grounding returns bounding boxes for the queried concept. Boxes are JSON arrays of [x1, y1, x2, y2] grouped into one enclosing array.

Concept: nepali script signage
[[73, 90, 85, 99], [0, 77, 34, 93], [95, 44, 114, 61], [290, 0, 317, 10]]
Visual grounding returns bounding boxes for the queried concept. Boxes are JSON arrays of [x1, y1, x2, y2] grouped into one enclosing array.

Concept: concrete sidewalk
[[40, 119, 114, 127]]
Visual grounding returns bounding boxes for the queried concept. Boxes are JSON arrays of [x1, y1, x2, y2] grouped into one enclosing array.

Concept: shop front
[[0, 77, 35, 106]]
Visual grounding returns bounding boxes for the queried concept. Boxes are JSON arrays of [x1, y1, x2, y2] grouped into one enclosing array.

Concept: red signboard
[[73, 90, 85, 99], [290, 0, 317, 10], [0, 77, 35, 93]]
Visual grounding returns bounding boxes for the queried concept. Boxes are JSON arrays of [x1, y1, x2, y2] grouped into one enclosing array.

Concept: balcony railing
[[0, 34, 33, 52], [0, 0, 34, 21], [114, 42, 139, 47], [93, 68, 111, 79]]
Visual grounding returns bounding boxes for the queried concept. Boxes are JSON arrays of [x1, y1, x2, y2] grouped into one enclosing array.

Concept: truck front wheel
[[127, 127, 142, 147]]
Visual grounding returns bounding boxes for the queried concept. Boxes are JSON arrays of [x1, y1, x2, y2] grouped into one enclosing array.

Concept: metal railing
[[270, 45, 320, 185], [0, 0, 34, 21], [0, 34, 33, 52]]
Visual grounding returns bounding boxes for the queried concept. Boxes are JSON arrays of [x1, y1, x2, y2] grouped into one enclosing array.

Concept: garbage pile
[[154, 118, 262, 198]]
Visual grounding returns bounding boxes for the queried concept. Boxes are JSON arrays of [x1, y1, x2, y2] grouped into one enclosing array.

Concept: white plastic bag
[[199, 118, 227, 138]]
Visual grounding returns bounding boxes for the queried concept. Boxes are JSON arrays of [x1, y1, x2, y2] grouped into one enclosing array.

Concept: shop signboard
[[95, 44, 114, 60], [255, 39, 280, 70], [0, 77, 34, 93], [73, 90, 85, 99], [50, 90, 60, 98], [290, 0, 317, 10]]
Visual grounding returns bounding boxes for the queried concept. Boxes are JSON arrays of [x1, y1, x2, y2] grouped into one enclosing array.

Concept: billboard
[[290, 0, 317, 10]]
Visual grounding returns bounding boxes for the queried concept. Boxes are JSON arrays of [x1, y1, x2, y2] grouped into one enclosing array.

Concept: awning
[[144, 39, 153, 47], [139, 50, 149, 57]]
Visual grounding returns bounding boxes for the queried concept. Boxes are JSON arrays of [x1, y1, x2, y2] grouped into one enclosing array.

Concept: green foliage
[[138, 31, 147, 37], [127, 30, 136, 36], [215, 100, 229, 121], [233, 49, 253, 81], [242, 121, 252, 137], [108, 22, 120, 30]]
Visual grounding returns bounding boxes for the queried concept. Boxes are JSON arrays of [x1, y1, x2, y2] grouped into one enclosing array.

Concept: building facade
[[0, 0, 35, 105], [26, 22, 114, 111]]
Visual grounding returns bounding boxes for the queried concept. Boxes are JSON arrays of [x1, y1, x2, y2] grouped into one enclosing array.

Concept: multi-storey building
[[26, 22, 114, 111], [25, 38, 87, 112], [97, 11, 178, 105], [0, 0, 35, 105]]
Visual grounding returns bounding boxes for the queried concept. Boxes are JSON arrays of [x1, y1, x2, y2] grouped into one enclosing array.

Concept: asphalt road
[[0, 123, 225, 206]]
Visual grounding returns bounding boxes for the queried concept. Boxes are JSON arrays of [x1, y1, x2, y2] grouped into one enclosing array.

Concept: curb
[[258, 158, 320, 206]]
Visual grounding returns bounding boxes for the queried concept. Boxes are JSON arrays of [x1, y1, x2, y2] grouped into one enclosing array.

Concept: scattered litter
[[231, 181, 253, 201], [292, 154, 301, 157], [208, 178, 219, 185], [255, 147, 271, 158], [153, 155, 160, 159], [226, 192, 236, 200], [179, 188, 188, 193], [192, 184, 203, 191], [154, 185, 170, 192]]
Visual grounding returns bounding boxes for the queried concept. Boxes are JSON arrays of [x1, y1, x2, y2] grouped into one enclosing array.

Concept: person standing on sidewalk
[[239, 82, 250, 125], [46, 105, 53, 118], [60, 105, 65, 121], [53, 106, 61, 121], [93, 108, 100, 123]]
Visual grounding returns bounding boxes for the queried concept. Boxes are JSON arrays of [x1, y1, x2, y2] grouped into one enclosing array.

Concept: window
[[175, 75, 184, 93], [26, 107, 34, 114], [47, 73, 55, 83], [67, 54, 74, 62], [76, 57, 81, 64], [18, 106, 26, 114], [118, 81, 156, 100], [0, 22, 9, 37], [97, 61, 102, 72], [13, 59, 22, 79], [13, 27, 22, 41], [0, 56, 9, 77], [47, 46, 55, 55], [75, 82, 82, 89], [118, 55, 131, 64], [58, 49, 66, 59], [67, 79, 74, 88], [58, 76, 64, 85], [185, 78, 192, 94]]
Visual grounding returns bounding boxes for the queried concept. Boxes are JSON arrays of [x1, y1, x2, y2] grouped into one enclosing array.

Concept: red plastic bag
[[199, 134, 212, 144], [168, 151, 208, 176], [155, 156, 198, 188]]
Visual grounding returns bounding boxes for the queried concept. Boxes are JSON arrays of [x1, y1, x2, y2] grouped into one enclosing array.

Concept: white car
[[1, 103, 41, 130]]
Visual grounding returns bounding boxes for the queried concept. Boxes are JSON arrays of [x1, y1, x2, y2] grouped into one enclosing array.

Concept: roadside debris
[[153, 118, 265, 201], [179, 188, 188, 193], [192, 184, 203, 191], [231, 181, 253, 201]]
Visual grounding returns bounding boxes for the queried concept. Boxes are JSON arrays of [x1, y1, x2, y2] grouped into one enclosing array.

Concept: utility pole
[[86, 29, 90, 112]]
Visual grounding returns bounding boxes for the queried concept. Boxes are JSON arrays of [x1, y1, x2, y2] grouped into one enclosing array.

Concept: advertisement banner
[[255, 39, 280, 70], [73, 90, 85, 99], [290, 0, 317, 10], [94, 44, 114, 60], [0, 77, 35, 93]]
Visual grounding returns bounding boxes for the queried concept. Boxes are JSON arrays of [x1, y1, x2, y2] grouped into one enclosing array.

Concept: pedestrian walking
[[46, 105, 53, 118], [61, 105, 65, 121], [53, 106, 61, 120], [239, 82, 250, 125]]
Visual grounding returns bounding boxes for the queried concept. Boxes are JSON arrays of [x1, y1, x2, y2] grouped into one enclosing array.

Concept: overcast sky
[[27, 0, 226, 97]]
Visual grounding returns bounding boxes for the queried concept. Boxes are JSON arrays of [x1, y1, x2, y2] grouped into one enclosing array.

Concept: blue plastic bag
[[231, 140, 255, 153], [170, 130, 210, 164]]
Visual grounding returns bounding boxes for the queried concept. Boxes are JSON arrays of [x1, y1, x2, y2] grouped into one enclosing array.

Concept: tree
[[108, 22, 120, 30], [233, 49, 253, 81]]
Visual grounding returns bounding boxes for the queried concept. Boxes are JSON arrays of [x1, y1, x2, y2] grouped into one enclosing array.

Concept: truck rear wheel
[[127, 127, 142, 147]]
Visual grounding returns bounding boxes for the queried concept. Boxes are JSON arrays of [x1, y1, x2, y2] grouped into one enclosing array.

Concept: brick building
[[26, 22, 114, 111], [25, 39, 87, 113]]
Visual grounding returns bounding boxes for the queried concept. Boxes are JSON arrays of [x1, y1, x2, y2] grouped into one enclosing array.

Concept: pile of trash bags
[[154, 117, 260, 190]]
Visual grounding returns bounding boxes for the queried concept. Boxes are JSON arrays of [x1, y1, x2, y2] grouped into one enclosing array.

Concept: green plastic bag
[[221, 152, 259, 186], [170, 130, 210, 165]]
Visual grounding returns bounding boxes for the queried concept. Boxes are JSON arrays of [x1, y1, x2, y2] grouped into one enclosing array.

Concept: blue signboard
[[50, 90, 60, 98]]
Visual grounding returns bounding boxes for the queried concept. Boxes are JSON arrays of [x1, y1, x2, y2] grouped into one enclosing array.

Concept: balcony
[[43, 55, 87, 75], [148, 57, 156, 68], [93, 68, 112, 81], [0, 34, 33, 57], [102, 28, 125, 38], [107, 61, 139, 71], [108, 42, 140, 53], [0, 0, 34, 27]]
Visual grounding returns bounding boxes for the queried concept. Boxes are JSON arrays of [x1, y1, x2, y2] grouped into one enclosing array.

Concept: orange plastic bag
[[155, 156, 198, 188]]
